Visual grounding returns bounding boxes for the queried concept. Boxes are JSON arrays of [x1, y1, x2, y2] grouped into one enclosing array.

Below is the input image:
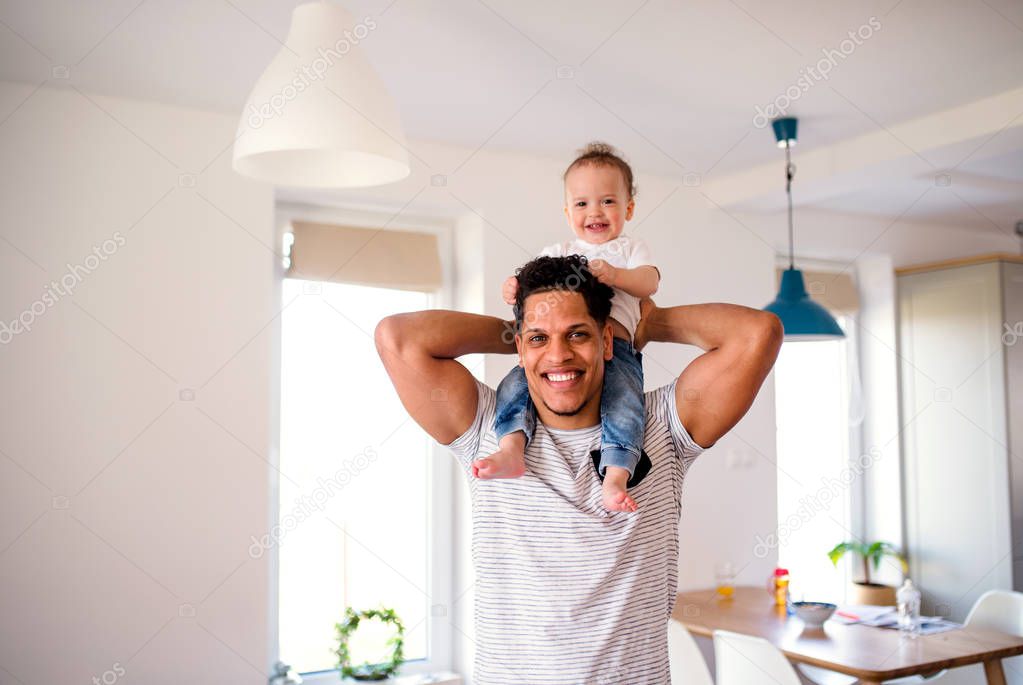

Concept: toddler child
[[471, 142, 659, 513]]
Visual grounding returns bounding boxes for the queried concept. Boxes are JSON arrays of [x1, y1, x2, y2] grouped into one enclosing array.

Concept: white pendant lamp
[[232, 1, 410, 188]]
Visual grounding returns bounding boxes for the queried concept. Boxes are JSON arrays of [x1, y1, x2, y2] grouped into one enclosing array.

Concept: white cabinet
[[897, 255, 1023, 622]]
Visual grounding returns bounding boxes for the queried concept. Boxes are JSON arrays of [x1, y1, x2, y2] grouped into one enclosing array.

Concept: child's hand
[[588, 259, 618, 287], [502, 276, 519, 305]]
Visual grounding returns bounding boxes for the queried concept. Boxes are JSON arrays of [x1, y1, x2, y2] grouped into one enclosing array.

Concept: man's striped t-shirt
[[444, 378, 707, 685]]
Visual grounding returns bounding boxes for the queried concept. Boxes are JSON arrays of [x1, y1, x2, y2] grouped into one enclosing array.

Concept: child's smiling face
[[563, 163, 635, 244]]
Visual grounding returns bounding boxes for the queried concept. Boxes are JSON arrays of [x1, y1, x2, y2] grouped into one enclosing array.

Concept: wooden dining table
[[672, 586, 1023, 684]]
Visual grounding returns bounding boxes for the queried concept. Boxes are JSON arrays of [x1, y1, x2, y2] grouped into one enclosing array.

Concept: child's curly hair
[[563, 141, 637, 200], [512, 255, 614, 331]]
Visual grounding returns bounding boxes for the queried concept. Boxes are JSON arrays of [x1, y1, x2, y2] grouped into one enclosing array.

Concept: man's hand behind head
[[632, 297, 656, 352]]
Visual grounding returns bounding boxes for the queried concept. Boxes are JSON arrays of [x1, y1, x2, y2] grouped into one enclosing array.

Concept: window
[[276, 278, 441, 676], [774, 315, 862, 604]]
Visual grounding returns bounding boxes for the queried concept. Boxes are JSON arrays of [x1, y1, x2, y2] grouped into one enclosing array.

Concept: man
[[375, 255, 782, 684]]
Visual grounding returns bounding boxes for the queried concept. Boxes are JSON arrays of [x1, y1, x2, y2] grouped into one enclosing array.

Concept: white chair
[[965, 589, 1023, 634], [668, 619, 714, 685], [798, 589, 1023, 685], [713, 629, 802, 685]]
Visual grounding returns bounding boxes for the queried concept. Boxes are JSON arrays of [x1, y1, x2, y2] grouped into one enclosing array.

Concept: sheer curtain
[[278, 280, 434, 674], [775, 314, 863, 604]]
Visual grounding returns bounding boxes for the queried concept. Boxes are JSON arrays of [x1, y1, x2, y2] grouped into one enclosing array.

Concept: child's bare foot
[[472, 431, 527, 479], [601, 466, 637, 512]]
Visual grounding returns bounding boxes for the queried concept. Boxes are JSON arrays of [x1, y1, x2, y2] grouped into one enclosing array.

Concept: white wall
[[856, 254, 905, 587], [0, 81, 275, 684]]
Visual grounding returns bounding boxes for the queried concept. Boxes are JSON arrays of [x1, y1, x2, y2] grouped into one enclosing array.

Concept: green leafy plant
[[828, 540, 908, 585], [334, 606, 405, 681]]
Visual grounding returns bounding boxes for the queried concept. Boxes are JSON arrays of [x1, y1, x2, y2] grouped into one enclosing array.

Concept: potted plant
[[334, 606, 405, 681], [828, 540, 908, 606]]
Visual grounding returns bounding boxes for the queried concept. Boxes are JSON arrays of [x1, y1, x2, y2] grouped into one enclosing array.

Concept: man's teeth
[[547, 372, 579, 382]]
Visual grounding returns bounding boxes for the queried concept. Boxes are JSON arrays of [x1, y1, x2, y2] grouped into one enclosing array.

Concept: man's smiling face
[[516, 289, 614, 429]]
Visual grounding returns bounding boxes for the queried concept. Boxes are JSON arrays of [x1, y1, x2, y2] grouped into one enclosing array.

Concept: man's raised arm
[[375, 311, 516, 444], [634, 301, 783, 450]]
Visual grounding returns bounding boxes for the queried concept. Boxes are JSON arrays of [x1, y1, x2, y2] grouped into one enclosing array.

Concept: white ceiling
[[1, 0, 1021, 234]]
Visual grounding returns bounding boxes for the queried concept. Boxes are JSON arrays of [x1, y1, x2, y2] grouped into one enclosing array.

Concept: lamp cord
[[785, 141, 795, 270]]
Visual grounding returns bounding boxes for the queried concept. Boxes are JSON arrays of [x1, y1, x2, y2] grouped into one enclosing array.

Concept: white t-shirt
[[444, 378, 707, 685], [539, 235, 657, 338]]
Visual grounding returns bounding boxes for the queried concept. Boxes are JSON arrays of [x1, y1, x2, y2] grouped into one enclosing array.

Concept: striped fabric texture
[[444, 378, 706, 684]]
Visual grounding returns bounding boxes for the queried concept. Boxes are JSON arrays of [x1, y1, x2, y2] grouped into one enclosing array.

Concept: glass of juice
[[715, 562, 736, 598]]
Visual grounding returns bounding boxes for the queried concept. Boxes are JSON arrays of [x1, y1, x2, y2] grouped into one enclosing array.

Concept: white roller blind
[[777, 268, 860, 314], [287, 220, 442, 292]]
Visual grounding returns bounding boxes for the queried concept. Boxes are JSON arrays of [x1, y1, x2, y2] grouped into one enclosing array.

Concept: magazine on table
[[831, 605, 962, 635]]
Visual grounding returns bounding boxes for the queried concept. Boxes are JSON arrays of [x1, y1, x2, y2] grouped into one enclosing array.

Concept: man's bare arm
[[634, 301, 783, 449], [375, 311, 516, 444]]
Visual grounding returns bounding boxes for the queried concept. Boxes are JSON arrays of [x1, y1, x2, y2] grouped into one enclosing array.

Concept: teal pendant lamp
[[763, 117, 845, 341]]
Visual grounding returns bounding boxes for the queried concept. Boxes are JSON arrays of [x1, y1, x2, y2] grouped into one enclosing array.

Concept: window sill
[[299, 671, 461, 685]]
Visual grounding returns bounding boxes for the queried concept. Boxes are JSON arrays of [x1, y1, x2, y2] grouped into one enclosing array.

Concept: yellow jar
[[770, 568, 790, 606]]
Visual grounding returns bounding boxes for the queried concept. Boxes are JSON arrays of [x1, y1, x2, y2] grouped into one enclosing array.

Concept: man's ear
[[514, 333, 524, 367], [603, 323, 614, 361]]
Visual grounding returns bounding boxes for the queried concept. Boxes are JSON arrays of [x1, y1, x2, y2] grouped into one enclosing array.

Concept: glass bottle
[[897, 578, 921, 638]]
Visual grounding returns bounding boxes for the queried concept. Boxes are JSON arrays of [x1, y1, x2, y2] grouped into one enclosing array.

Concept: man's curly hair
[[512, 255, 614, 331]]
